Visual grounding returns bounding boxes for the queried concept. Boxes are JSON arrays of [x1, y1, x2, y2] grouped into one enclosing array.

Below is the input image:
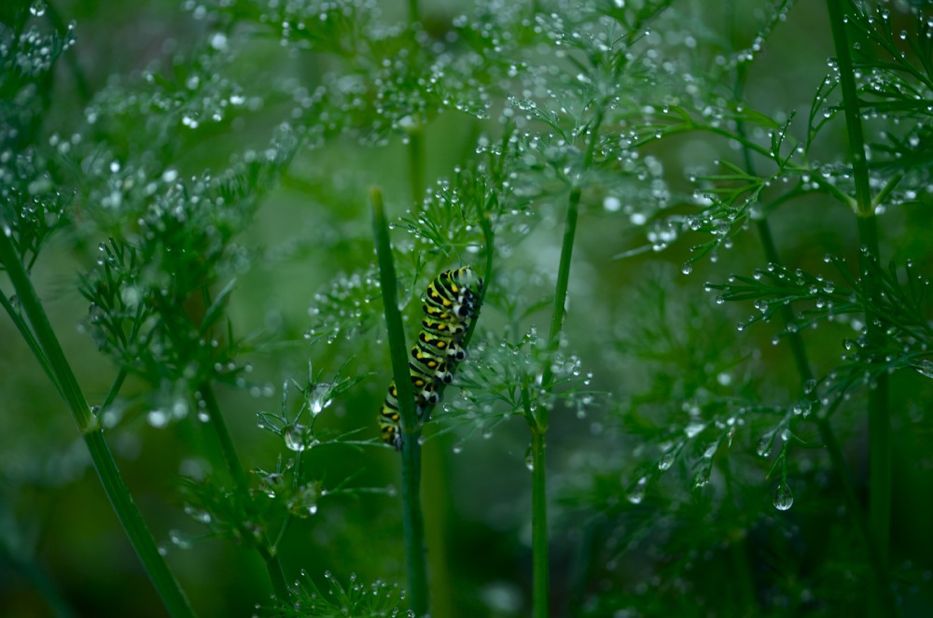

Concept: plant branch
[[731, 10, 897, 613], [826, 4, 894, 616], [199, 383, 288, 600], [539, 185, 582, 412], [523, 385, 549, 618], [0, 290, 60, 394], [525, 176, 585, 618], [100, 367, 127, 412], [0, 230, 196, 618], [370, 187, 429, 616]]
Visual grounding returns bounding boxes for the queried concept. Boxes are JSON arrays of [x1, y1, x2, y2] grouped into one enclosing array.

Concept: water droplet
[[308, 383, 333, 416], [29, 1, 46, 16], [627, 476, 647, 504], [684, 422, 705, 438], [147, 409, 169, 428], [209, 32, 228, 51], [284, 424, 308, 452], [757, 433, 773, 458], [657, 450, 675, 471], [773, 481, 794, 511], [169, 530, 191, 550]]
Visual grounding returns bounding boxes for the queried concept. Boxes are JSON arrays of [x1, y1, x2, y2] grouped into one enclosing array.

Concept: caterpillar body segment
[[378, 267, 483, 449]]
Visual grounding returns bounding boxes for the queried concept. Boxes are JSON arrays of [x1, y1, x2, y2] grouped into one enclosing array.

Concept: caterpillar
[[379, 267, 483, 449]]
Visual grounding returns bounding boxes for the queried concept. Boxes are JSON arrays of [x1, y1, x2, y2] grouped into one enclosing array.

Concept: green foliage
[[1, 0, 931, 616], [262, 571, 407, 617]]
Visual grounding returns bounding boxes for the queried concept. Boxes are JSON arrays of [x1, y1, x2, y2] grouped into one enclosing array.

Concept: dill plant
[[2, 0, 931, 616], [567, 0, 931, 615]]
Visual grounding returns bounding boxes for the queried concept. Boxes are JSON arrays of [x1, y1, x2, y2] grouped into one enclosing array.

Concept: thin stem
[[406, 0, 425, 212], [826, 0, 873, 217], [826, 3, 893, 615], [100, 367, 127, 412], [0, 230, 196, 618], [734, 59, 895, 614], [256, 545, 289, 600], [200, 384, 250, 494], [199, 384, 288, 600], [407, 0, 420, 25], [0, 290, 60, 394], [370, 187, 429, 616], [538, 186, 582, 412], [408, 126, 426, 213], [461, 215, 495, 350]]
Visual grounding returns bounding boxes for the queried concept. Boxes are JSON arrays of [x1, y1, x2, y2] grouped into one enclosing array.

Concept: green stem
[[825, 0, 873, 217], [199, 384, 288, 600], [0, 230, 196, 618], [370, 187, 429, 616], [407, 0, 420, 25], [539, 186, 582, 407], [408, 126, 426, 213], [256, 545, 289, 600], [0, 289, 60, 394], [530, 425, 549, 618], [200, 384, 250, 494], [526, 180, 583, 618], [101, 367, 127, 411], [734, 55, 895, 614], [826, 3, 893, 614]]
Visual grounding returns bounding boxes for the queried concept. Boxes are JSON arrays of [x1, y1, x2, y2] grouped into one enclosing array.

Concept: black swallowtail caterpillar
[[379, 267, 483, 449]]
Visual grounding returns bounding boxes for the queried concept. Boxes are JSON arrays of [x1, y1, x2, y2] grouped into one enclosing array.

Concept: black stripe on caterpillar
[[379, 267, 482, 449]]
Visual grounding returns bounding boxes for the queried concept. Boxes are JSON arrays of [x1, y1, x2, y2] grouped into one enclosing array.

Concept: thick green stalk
[[526, 183, 583, 618], [370, 187, 429, 616], [530, 426, 548, 618], [0, 231, 196, 618], [825, 3, 892, 615], [199, 384, 287, 600], [421, 441, 455, 618]]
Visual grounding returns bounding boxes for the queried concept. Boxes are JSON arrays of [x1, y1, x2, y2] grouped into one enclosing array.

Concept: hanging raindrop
[[773, 481, 794, 511]]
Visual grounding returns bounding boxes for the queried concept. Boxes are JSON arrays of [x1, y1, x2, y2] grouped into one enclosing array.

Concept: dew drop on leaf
[[773, 481, 794, 511], [627, 476, 647, 504], [284, 424, 308, 452], [147, 409, 169, 428]]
